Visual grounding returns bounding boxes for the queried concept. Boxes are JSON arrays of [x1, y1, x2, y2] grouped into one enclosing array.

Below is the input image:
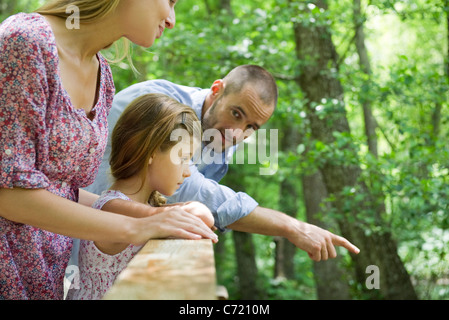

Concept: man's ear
[[211, 79, 224, 96]]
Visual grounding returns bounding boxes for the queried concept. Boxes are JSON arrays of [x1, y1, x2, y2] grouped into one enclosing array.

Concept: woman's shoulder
[[0, 13, 56, 56]]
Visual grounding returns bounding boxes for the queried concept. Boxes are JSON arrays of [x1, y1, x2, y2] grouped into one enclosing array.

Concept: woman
[[0, 0, 217, 300]]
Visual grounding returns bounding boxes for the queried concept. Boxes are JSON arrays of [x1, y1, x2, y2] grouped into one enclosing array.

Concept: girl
[[66, 93, 213, 300], [0, 0, 217, 300]]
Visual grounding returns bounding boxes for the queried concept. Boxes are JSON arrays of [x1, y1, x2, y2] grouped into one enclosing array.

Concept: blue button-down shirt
[[84, 80, 259, 231]]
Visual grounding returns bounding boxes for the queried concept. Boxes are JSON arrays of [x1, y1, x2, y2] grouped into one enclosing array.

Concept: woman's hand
[[130, 206, 218, 245], [177, 201, 215, 229]]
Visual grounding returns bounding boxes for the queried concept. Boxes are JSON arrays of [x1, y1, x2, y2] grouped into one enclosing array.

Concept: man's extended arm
[[168, 165, 359, 260], [227, 206, 360, 261], [167, 163, 259, 231]]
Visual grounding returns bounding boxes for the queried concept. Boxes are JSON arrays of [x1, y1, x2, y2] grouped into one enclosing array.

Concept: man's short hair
[[222, 65, 278, 108]]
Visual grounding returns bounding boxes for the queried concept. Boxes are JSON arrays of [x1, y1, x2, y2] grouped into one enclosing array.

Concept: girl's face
[[147, 139, 193, 196], [119, 0, 177, 48]]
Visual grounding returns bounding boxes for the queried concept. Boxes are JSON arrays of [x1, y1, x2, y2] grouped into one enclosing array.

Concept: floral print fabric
[[0, 13, 115, 299], [66, 190, 142, 300]]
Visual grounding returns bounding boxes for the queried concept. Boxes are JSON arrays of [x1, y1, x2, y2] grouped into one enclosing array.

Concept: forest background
[[1, 0, 448, 300]]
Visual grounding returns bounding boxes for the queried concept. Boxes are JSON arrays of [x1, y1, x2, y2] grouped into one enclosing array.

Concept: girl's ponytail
[[149, 191, 167, 207]]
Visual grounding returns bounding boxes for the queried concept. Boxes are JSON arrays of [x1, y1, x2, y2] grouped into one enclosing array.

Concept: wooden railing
[[103, 239, 223, 300]]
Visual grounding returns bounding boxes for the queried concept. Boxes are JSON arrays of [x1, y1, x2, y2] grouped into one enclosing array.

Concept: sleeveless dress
[[65, 190, 142, 300]]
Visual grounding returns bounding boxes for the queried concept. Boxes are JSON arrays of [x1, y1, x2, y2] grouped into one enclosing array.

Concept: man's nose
[[232, 126, 254, 142]]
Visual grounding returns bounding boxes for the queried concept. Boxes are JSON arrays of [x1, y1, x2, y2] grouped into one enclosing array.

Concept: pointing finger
[[332, 235, 360, 254]]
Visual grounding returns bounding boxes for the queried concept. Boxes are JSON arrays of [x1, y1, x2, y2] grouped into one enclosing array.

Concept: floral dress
[[66, 190, 142, 300], [0, 13, 115, 299]]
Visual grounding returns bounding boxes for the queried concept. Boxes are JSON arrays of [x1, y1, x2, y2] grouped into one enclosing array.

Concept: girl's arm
[[0, 188, 218, 246], [79, 188, 176, 218], [102, 198, 171, 218]]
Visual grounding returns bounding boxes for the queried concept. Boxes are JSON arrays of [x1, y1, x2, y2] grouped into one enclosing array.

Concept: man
[[87, 65, 360, 261]]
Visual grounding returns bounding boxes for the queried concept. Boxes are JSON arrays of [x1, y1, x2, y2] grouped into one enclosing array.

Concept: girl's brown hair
[[110, 93, 201, 206]]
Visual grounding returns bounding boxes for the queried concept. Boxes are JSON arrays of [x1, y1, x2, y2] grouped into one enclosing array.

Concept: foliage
[[3, 0, 449, 300]]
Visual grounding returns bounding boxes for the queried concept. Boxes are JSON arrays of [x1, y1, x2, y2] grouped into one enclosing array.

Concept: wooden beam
[[103, 239, 217, 300]]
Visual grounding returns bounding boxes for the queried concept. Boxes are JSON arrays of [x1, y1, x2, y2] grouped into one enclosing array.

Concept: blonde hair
[[35, 0, 132, 66], [110, 93, 201, 206]]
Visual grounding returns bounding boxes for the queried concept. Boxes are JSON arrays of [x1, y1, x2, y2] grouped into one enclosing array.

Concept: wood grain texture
[[103, 239, 217, 300]]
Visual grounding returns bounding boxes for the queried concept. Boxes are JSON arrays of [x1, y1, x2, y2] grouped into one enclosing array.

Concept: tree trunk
[[290, 0, 417, 299], [277, 122, 351, 298], [274, 125, 300, 280], [232, 231, 263, 299], [214, 231, 228, 286], [224, 166, 261, 299], [302, 171, 351, 299], [446, 1, 449, 79], [218, 0, 232, 14], [273, 180, 297, 279], [353, 0, 378, 157], [353, 0, 388, 226], [430, 1, 449, 142]]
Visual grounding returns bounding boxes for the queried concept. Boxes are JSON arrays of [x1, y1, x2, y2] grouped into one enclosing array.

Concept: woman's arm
[[93, 199, 217, 254], [78, 188, 99, 207], [0, 188, 218, 245]]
